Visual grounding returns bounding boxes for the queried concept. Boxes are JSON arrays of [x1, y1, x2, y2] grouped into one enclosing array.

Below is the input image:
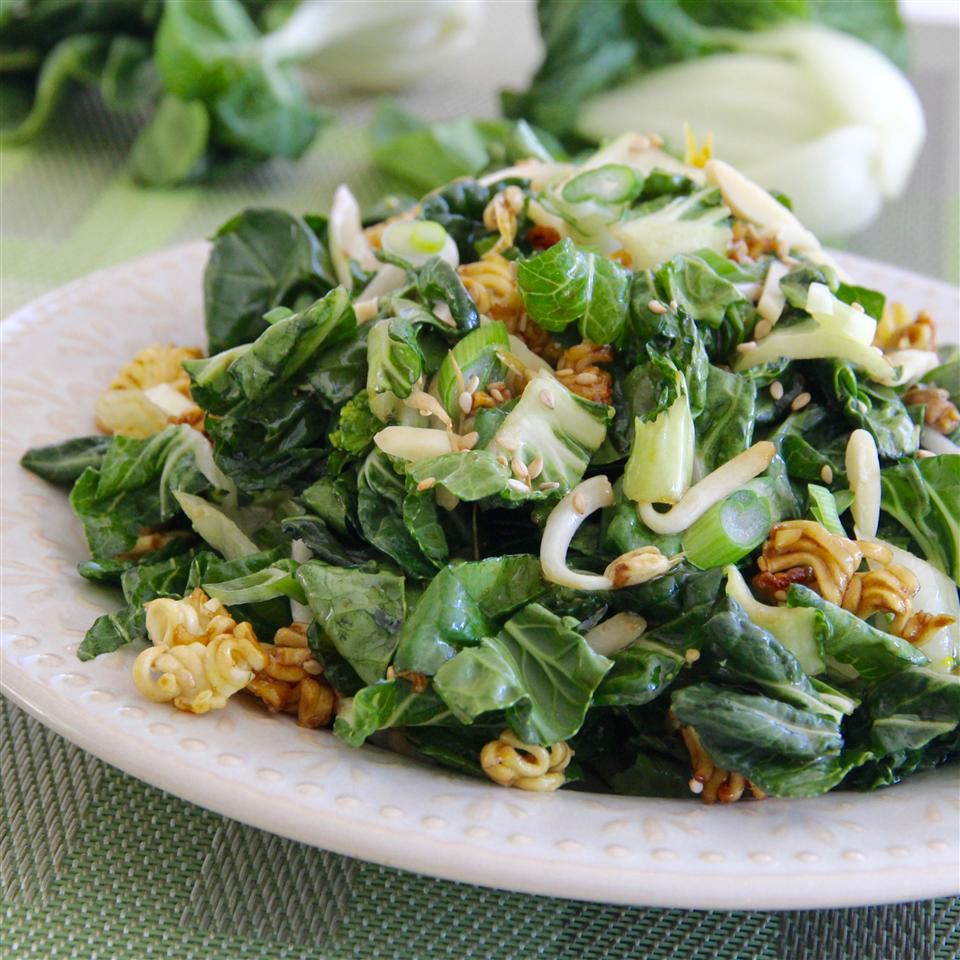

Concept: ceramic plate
[[2, 243, 958, 910]]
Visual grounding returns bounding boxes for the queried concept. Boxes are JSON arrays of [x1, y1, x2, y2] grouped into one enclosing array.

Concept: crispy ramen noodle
[[756, 521, 957, 645], [555, 341, 615, 404], [755, 520, 863, 605], [875, 303, 937, 351], [482, 185, 525, 255], [134, 593, 334, 727], [902, 385, 960, 435], [480, 729, 572, 792], [96, 344, 204, 438], [679, 724, 766, 805], [457, 253, 563, 363]]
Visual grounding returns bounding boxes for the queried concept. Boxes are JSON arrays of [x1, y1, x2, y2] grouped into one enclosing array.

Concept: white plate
[[2, 244, 958, 910]]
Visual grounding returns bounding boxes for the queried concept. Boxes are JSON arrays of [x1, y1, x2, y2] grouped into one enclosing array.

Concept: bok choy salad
[[22, 132, 960, 803]]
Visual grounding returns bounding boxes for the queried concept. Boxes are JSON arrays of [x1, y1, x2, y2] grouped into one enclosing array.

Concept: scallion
[[561, 164, 642, 204], [807, 483, 846, 536], [682, 489, 772, 569], [382, 219, 458, 267]]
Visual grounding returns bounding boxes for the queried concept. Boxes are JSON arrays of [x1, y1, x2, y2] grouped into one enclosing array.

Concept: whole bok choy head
[[504, 1, 924, 238], [0, 0, 481, 186]]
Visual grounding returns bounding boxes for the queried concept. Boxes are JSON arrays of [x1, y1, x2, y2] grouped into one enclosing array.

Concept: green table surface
[[2, 10, 959, 956]]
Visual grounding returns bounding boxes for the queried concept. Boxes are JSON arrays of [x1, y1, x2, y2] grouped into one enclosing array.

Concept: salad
[[21, 132, 959, 803]]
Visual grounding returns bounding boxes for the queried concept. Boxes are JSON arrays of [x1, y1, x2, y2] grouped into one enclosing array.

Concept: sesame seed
[[303, 659, 323, 675], [688, 778, 704, 796], [416, 477, 436, 492], [791, 391, 812, 411], [465, 375, 480, 394], [574, 371, 599, 385], [490, 387, 505, 403], [518, 313, 528, 333], [852, 301, 864, 313], [507, 478, 529, 494], [736, 341, 758, 353], [528, 456, 544, 480], [540, 389, 555, 409], [497, 435, 518, 452], [820, 464, 833, 484], [555, 367, 574, 377], [488, 381, 506, 392], [497, 455, 509, 467], [684, 649, 701, 664], [458, 392, 473, 415], [512, 455, 529, 479], [650, 133, 664, 147], [769, 380, 784, 401], [754, 320, 773, 340], [647, 299, 668, 315], [539, 481, 560, 491], [669, 299, 678, 313], [917, 449, 935, 459], [460, 432, 479, 451], [572, 492, 587, 514], [418, 409, 432, 418]]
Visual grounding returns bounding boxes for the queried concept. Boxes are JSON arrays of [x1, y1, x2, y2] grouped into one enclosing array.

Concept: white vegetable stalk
[[144, 383, 196, 418], [865, 541, 960, 672], [173, 491, 260, 560], [540, 476, 616, 591], [329, 185, 378, 291], [577, 24, 925, 237], [289, 539, 315, 625], [374, 425, 456, 461], [922, 429, 960, 456], [638, 441, 776, 535], [584, 612, 647, 656], [806, 284, 875, 343], [257, 0, 483, 92], [756, 260, 790, 326], [706, 159, 822, 257], [845, 429, 880, 540], [878, 350, 942, 387]]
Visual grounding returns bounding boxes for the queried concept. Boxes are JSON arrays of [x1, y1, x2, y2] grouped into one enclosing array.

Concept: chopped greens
[[25, 131, 959, 805]]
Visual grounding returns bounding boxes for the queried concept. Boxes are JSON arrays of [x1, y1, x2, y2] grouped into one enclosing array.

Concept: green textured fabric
[[1, 84, 958, 960], [1, 698, 957, 960]]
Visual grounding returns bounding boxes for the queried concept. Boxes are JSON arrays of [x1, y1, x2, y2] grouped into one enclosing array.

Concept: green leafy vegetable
[[78, 551, 196, 661], [880, 456, 960, 584], [788, 585, 928, 679], [203, 208, 334, 353], [517, 237, 630, 343], [407, 451, 510, 502], [671, 683, 846, 797], [21, 435, 111, 485], [492, 370, 610, 497], [297, 561, 405, 684], [334, 679, 453, 747], [434, 603, 612, 744]]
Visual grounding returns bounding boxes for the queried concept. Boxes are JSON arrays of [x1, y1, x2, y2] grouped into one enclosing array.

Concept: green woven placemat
[[1, 698, 957, 960], [2, 51, 958, 960]]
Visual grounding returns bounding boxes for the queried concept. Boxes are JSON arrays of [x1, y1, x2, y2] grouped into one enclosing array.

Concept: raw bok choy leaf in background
[[0, 0, 481, 185], [504, 0, 923, 236]]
